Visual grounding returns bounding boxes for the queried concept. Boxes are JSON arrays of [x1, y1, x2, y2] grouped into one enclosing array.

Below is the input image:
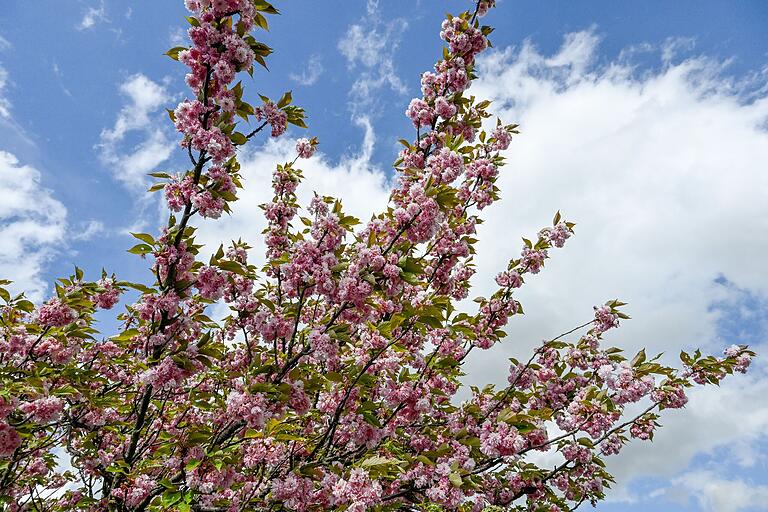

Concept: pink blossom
[[296, 138, 316, 158], [0, 422, 21, 458], [735, 354, 752, 373], [476, 0, 496, 18], [479, 421, 526, 457], [440, 17, 487, 59], [93, 278, 121, 310], [112, 475, 155, 508], [226, 391, 270, 428], [37, 298, 77, 327], [19, 397, 64, 424], [521, 247, 547, 274], [434, 96, 457, 119], [491, 124, 512, 150], [139, 357, 188, 390], [195, 265, 227, 300], [399, 148, 425, 169], [256, 102, 288, 137], [406, 98, 435, 128], [651, 385, 688, 409], [630, 419, 655, 440], [495, 270, 523, 289], [272, 473, 314, 510], [600, 434, 623, 456], [332, 469, 382, 512], [593, 305, 619, 333], [540, 222, 572, 248], [165, 175, 196, 212], [563, 443, 592, 463], [426, 147, 464, 184], [289, 381, 311, 416], [192, 190, 225, 218]]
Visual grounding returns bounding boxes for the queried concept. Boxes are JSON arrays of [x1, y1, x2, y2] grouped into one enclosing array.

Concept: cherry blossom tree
[[0, 0, 754, 511]]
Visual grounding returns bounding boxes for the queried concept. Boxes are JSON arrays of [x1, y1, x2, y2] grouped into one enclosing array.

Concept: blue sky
[[1, 1, 767, 510]]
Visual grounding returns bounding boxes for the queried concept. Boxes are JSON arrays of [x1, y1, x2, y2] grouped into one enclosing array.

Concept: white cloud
[[461, 30, 768, 503], [77, 2, 109, 31], [337, 6, 408, 114], [0, 152, 67, 302], [98, 74, 174, 189], [101, 74, 170, 143], [290, 54, 324, 86], [465, 29, 768, 365], [657, 470, 768, 512], [465, 32, 768, 363]]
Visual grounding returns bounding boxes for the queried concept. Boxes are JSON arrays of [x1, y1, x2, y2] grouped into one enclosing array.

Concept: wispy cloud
[[337, 3, 408, 115], [51, 62, 73, 98], [98, 74, 173, 189], [290, 54, 324, 86], [0, 65, 10, 119], [77, 1, 109, 31], [71, 220, 105, 242], [169, 26, 186, 47], [0, 32, 10, 117]]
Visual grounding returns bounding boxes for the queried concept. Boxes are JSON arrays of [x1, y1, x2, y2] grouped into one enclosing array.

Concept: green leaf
[[400, 271, 421, 285], [630, 349, 646, 367], [326, 372, 343, 383], [111, 329, 140, 342], [252, 0, 280, 14], [398, 257, 425, 275], [16, 299, 34, 313], [217, 260, 247, 275], [230, 132, 248, 145], [128, 243, 153, 255], [131, 233, 155, 245], [360, 455, 394, 467], [165, 46, 187, 61], [277, 91, 292, 108], [254, 13, 269, 30], [434, 187, 460, 209]]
